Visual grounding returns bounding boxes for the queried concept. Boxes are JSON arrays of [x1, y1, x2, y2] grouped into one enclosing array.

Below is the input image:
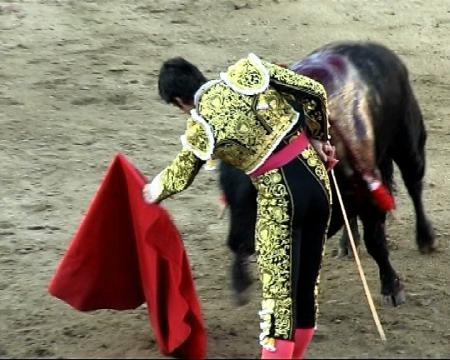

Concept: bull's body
[[219, 41, 435, 305]]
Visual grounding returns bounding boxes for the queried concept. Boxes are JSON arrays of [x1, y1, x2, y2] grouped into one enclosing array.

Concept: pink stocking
[[293, 328, 314, 359], [261, 339, 295, 359]]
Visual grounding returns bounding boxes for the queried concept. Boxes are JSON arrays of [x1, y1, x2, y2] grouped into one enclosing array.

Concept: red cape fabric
[[48, 153, 207, 359]]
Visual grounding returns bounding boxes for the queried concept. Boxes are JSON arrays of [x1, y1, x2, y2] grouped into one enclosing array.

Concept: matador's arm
[[143, 116, 212, 203], [264, 62, 330, 142]]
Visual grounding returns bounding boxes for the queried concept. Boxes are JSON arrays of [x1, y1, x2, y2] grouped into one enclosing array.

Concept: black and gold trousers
[[252, 145, 332, 350]]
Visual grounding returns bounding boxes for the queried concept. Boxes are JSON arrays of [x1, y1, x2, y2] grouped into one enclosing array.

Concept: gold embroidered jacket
[[147, 53, 330, 203]]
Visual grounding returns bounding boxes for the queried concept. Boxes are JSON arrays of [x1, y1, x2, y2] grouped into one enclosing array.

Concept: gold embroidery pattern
[[255, 89, 299, 132], [301, 99, 329, 140], [222, 55, 269, 94], [252, 151, 331, 344], [264, 62, 330, 141], [264, 62, 327, 103], [156, 149, 202, 202], [300, 146, 332, 200], [185, 118, 211, 157], [196, 82, 298, 173], [253, 170, 293, 341]]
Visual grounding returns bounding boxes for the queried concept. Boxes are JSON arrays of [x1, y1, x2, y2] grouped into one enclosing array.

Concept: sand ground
[[1, 0, 449, 358]]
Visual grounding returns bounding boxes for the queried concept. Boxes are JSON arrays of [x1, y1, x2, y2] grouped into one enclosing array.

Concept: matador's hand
[[143, 183, 156, 204], [323, 142, 339, 171], [143, 181, 176, 204], [310, 139, 339, 171], [310, 139, 328, 162]]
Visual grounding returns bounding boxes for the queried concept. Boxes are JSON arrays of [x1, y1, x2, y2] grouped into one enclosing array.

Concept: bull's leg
[[227, 206, 256, 306], [219, 163, 257, 305], [225, 188, 257, 306], [360, 211, 405, 306], [231, 252, 253, 305], [338, 216, 361, 257], [392, 152, 435, 253], [404, 175, 435, 254], [392, 96, 435, 253]]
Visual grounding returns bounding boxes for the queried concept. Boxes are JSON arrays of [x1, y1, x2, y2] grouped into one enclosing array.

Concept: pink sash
[[249, 131, 310, 178]]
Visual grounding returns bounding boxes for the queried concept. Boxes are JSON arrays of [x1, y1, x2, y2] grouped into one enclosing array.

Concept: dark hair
[[158, 57, 207, 105]]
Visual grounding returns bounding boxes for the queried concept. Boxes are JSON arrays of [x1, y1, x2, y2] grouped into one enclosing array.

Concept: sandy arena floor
[[1, 0, 449, 358]]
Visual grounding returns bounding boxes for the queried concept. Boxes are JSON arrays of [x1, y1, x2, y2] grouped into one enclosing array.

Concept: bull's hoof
[[419, 242, 436, 255], [417, 222, 436, 254], [338, 246, 349, 258], [382, 278, 405, 307], [233, 288, 251, 307], [230, 255, 253, 306], [338, 245, 360, 259]]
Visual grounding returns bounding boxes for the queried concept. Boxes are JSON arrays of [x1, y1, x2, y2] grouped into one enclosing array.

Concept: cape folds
[[48, 153, 207, 359]]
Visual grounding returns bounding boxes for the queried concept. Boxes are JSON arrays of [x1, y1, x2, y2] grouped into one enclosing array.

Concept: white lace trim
[[220, 53, 270, 96], [246, 110, 300, 175], [181, 133, 210, 160], [261, 342, 276, 352], [180, 134, 190, 150], [258, 309, 273, 317], [193, 79, 222, 107], [259, 332, 269, 342], [184, 109, 215, 161], [259, 335, 276, 352]]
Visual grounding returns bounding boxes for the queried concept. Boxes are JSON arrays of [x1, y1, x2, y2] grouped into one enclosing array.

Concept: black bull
[[218, 42, 435, 306]]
